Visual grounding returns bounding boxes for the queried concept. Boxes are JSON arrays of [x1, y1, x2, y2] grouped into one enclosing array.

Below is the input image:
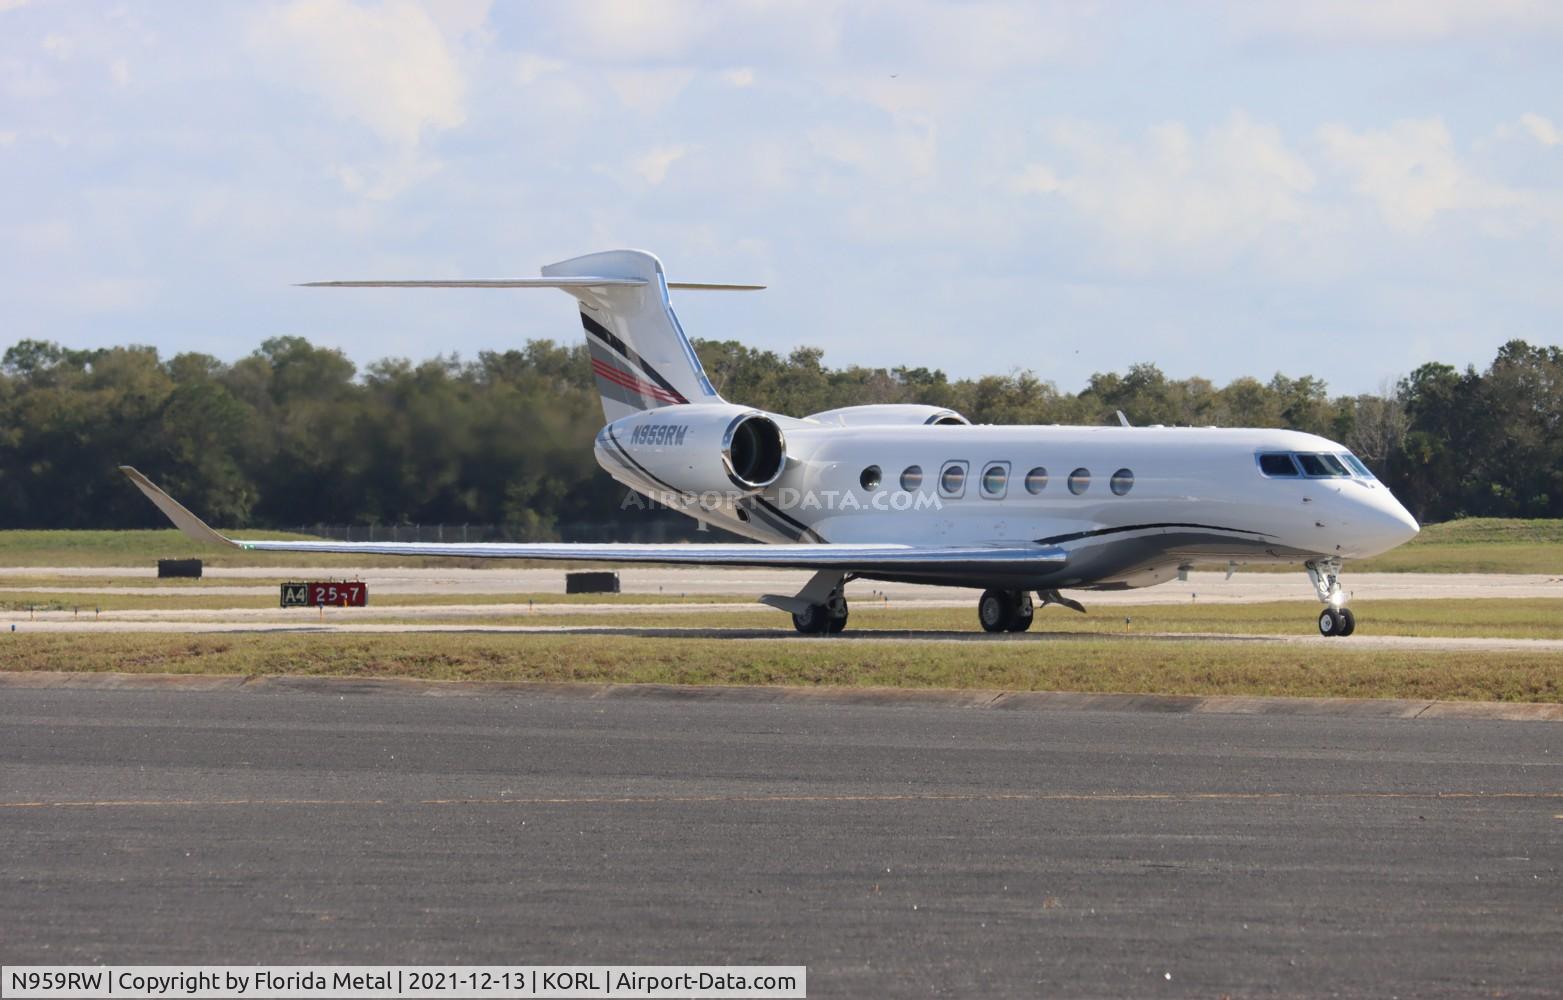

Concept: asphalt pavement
[[2, 681, 1560, 997]]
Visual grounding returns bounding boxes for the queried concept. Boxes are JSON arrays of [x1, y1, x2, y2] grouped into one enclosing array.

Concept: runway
[[4, 681, 1559, 996]]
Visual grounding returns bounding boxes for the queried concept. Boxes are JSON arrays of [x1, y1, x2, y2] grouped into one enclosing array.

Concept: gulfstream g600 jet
[[122, 249, 1419, 637]]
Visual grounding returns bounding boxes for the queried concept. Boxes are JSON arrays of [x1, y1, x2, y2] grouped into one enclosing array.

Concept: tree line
[[1, 335, 1558, 536]]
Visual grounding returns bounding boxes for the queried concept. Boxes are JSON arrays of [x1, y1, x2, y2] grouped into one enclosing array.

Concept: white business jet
[[121, 249, 1420, 637]]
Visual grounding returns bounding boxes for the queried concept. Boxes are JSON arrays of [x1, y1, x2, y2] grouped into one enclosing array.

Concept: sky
[[2, 0, 1561, 397]]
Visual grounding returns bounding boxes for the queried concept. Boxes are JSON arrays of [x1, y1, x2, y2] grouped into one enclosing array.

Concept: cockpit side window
[[1259, 453, 1299, 477], [1296, 453, 1349, 477], [1340, 453, 1375, 479]]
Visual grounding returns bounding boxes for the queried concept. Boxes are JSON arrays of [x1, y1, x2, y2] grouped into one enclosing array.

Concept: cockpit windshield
[[1296, 453, 1349, 476], [1260, 451, 1374, 479]]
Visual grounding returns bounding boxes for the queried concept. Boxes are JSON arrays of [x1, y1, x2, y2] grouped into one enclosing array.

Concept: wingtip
[[117, 466, 237, 549]]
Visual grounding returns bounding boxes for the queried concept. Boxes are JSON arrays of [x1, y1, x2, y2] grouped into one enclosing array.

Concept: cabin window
[[900, 465, 923, 492], [981, 462, 1009, 499], [1259, 453, 1299, 477], [860, 465, 882, 490], [1110, 469, 1134, 496], [1024, 467, 1048, 494], [939, 461, 968, 498], [1297, 453, 1349, 477], [1068, 468, 1091, 495]]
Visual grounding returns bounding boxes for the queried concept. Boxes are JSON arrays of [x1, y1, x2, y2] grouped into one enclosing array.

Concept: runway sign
[[280, 582, 367, 607]]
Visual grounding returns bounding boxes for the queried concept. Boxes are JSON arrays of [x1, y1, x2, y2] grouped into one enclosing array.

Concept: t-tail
[[302, 248, 762, 422]]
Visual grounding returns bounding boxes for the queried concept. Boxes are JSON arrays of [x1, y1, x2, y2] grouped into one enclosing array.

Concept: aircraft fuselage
[[597, 415, 1420, 592]]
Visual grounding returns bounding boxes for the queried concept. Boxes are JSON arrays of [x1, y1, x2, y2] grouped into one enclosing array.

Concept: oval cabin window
[[1025, 467, 1048, 494], [940, 463, 967, 497], [1110, 469, 1134, 496], [1068, 468, 1091, 495], [981, 463, 1008, 498]]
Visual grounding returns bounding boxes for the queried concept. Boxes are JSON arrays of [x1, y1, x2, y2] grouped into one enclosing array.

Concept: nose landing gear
[[1306, 559, 1356, 637], [1317, 606, 1356, 637]]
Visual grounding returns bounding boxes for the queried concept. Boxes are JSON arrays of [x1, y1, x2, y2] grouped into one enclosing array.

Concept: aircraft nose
[[1360, 490, 1419, 552]]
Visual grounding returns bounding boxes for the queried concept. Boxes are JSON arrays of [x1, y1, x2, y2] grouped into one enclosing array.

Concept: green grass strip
[[3, 633, 1560, 704]]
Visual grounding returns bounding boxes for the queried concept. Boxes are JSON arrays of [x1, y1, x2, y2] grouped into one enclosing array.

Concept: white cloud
[[5, 219, 71, 254], [335, 151, 445, 201], [1236, 0, 1563, 42], [76, 276, 159, 313], [1318, 118, 1488, 231], [606, 67, 695, 113], [868, 1, 1090, 72], [1008, 164, 1060, 195], [42, 33, 73, 59], [0, 56, 55, 99], [1519, 112, 1562, 147], [109, 57, 129, 88], [248, 0, 474, 148], [515, 52, 566, 85], [550, 0, 706, 61], [0, 0, 35, 11], [0, 129, 16, 146], [631, 144, 687, 185], [720, 67, 755, 88], [540, 0, 846, 66], [809, 122, 939, 184], [1020, 115, 1316, 269], [424, 0, 490, 39]]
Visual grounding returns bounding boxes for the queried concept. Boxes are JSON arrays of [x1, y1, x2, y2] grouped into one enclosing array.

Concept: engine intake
[[722, 413, 787, 489]]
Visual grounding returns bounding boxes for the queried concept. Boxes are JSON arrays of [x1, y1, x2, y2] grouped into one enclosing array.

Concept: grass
[[1352, 518, 1563, 573], [0, 529, 607, 569], [3, 632, 1559, 703], [1200, 518, 1563, 574], [1, 518, 1561, 572]]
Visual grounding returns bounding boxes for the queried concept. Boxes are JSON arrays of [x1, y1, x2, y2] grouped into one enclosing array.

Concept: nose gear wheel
[[1306, 559, 1357, 637]]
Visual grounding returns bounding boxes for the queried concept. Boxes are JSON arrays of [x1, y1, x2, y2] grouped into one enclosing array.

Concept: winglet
[[117, 466, 240, 549]]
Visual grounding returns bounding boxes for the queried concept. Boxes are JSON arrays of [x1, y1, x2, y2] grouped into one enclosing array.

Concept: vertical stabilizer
[[542, 250, 723, 422]]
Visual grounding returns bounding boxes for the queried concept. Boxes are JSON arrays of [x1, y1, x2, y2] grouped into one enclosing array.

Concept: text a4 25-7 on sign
[[280, 581, 368, 608]]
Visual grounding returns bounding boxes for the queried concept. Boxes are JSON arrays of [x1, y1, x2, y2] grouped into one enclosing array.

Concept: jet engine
[[596, 404, 789, 499]]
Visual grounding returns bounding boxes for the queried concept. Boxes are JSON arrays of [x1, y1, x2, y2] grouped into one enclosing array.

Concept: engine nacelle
[[596, 403, 789, 498], [805, 404, 969, 427]]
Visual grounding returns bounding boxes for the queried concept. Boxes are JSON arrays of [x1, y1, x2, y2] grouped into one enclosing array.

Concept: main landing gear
[[978, 589, 1035, 633], [791, 591, 848, 634], [783, 582, 1085, 636], [1306, 558, 1356, 637]]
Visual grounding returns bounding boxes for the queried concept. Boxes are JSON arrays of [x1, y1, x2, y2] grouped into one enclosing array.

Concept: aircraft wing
[[119, 467, 1067, 574]]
